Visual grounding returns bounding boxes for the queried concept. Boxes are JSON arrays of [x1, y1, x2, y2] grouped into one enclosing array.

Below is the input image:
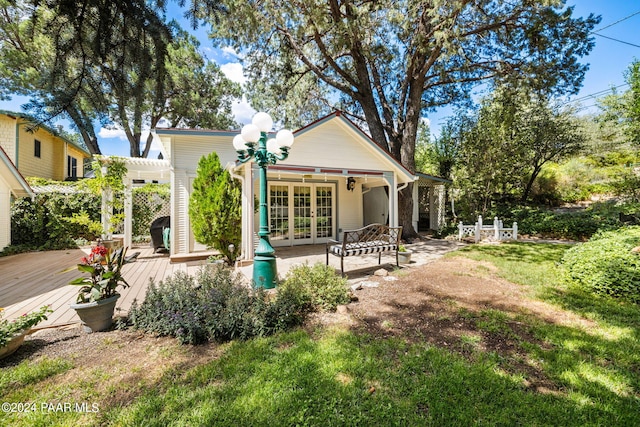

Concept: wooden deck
[[0, 246, 206, 328], [1, 239, 463, 329]]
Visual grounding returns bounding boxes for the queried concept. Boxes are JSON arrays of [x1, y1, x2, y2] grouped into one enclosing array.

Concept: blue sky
[[1, 1, 638, 156]]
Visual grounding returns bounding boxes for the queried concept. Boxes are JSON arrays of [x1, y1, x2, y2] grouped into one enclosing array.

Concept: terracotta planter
[[398, 251, 412, 265], [70, 294, 120, 333], [0, 331, 28, 360]]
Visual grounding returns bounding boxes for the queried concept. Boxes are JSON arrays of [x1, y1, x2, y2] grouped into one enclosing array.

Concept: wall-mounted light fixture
[[346, 177, 356, 191]]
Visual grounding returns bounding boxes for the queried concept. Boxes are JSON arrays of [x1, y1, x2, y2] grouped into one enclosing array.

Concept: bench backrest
[[342, 223, 402, 249]]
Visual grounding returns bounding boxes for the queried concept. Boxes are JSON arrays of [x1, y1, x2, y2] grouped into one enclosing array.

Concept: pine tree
[[189, 152, 241, 262]]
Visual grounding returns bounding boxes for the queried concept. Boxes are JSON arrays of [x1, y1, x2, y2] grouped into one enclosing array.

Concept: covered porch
[[236, 161, 413, 262]]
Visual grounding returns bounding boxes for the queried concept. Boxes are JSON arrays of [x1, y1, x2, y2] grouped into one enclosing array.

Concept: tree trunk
[[66, 107, 101, 155], [521, 164, 543, 204], [398, 184, 418, 240], [141, 132, 154, 158]]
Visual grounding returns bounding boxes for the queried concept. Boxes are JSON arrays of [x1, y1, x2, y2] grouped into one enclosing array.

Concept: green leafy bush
[[7, 187, 101, 255], [280, 263, 350, 311], [189, 152, 241, 263], [561, 227, 640, 303], [506, 205, 621, 241], [128, 266, 313, 344]]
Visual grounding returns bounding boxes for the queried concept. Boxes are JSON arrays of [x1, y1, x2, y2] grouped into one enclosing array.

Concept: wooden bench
[[326, 224, 402, 276]]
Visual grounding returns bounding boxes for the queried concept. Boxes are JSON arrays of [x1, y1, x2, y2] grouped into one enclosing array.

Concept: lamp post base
[[252, 254, 278, 289]]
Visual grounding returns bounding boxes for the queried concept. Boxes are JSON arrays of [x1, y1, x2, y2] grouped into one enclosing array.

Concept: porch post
[[101, 188, 112, 240], [412, 180, 419, 232], [123, 178, 133, 250], [391, 173, 398, 227]]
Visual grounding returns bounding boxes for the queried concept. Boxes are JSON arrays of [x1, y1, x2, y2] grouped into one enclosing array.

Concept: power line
[[563, 83, 629, 105], [588, 10, 640, 49], [592, 10, 640, 33], [592, 33, 640, 49]]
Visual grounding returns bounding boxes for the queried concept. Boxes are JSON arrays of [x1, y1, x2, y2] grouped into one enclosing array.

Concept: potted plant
[[398, 244, 412, 265], [69, 245, 129, 333], [0, 306, 52, 359]]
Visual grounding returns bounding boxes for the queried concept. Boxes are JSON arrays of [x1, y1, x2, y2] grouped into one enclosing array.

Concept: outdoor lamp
[[347, 177, 356, 191], [233, 112, 295, 289]]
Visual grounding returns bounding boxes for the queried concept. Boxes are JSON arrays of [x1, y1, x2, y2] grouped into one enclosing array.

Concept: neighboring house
[[0, 111, 91, 181], [149, 112, 449, 261], [0, 145, 33, 251]]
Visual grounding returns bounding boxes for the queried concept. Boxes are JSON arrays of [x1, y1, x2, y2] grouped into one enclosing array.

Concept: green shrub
[[8, 187, 101, 254], [561, 226, 640, 303], [612, 171, 640, 203], [281, 263, 350, 311], [129, 266, 313, 344], [507, 205, 620, 241], [189, 152, 241, 263]]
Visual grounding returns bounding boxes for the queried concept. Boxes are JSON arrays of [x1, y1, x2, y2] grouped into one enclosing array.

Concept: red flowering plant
[[70, 246, 130, 303]]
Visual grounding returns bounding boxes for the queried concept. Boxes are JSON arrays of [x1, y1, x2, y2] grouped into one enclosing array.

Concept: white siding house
[[0, 146, 33, 251], [153, 112, 448, 261]]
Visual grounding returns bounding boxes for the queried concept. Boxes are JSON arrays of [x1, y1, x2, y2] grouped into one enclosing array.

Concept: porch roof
[[0, 145, 33, 197], [101, 156, 172, 181], [416, 171, 452, 185]]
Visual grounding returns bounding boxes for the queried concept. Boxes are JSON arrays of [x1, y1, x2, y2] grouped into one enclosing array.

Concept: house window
[[34, 139, 41, 158], [67, 155, 77, 178]]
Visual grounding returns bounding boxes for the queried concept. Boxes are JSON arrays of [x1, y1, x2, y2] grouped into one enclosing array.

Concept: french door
[[269, 183, 335, 246]]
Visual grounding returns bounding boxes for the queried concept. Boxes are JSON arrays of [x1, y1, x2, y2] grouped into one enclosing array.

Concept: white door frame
[[268, 181, 336, 247]]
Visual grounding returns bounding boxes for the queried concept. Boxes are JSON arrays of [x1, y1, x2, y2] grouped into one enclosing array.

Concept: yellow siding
[[0, 116, 17, 164], [66, 145, 87, 178], [17, 123, 64, 180]]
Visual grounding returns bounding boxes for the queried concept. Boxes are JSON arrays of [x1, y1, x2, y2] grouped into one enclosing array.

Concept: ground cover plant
[[1, 243, 639, 426], [128, 262, 349, 344], [502, 203, 627, 240], [561, 226, 640, 303]]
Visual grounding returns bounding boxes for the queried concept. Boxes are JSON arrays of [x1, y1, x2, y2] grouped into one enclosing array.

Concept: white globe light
[[252, 112, 273, 132], [276, 129, 294, 148], [233, 134, 247, 151], [240, 124, 260, 143], [266, 138, 281, 155]]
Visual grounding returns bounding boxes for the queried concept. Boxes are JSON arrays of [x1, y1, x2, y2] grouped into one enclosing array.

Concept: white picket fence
[[458, 216, 518, 243]]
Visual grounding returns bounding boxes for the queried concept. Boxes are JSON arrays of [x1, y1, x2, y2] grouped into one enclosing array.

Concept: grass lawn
[[2, 242, 639, 426]]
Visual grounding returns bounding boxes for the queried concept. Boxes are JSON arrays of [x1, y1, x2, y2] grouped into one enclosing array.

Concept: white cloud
[[98, 127, 127, 141], [221, 46, 239, 58], [232, 96, 256, 125], [98, 127, 161, 152], [220, 62, 246, 85]]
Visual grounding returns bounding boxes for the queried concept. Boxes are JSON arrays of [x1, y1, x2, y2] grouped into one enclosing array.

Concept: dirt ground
[[2, 254, 591, 395]]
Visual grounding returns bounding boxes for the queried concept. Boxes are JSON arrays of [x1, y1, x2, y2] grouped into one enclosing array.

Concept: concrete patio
[[0, 238, 465, 329]]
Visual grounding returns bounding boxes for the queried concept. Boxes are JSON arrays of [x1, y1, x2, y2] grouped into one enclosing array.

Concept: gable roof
[[0, 145, 33, 197], [154, 111, 419, 183], [0, 110, 91, 156], [294, 111, 416, 182], [416, 171, 452, 184]]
